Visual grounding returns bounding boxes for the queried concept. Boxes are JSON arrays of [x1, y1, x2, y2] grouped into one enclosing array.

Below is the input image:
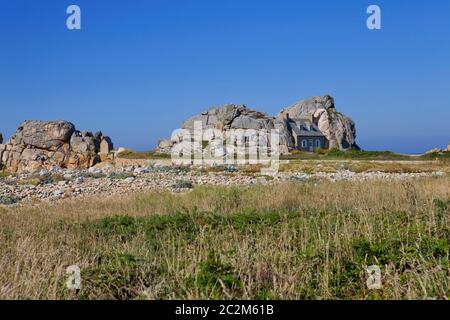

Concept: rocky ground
[[0, 160, 446, 205]]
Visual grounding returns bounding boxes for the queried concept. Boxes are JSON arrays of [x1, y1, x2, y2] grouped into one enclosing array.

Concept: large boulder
[[99, 136, 114, 161], [173, 104, 283, 156], [0, 144, 5, 170], [0, 120, 114, 172], [99, 136, 113, 155], [182, 104, 275, 132], [70, 132, 98, 154], [274, 119, 295, 154], [8, 120, 76, 150], [156, 139, 175, 154]]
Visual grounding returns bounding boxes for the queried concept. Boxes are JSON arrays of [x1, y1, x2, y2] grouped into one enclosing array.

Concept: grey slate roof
[[288, 119, 325, 137]]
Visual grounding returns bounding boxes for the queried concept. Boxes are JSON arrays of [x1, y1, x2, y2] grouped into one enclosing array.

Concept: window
[[301, 140, 307, 148], [315, 140, 321, 147]]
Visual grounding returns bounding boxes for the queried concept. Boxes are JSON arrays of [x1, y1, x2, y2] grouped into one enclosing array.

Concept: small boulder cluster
[[0, 120, 113, 173]]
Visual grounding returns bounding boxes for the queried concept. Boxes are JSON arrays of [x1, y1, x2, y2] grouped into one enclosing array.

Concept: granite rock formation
[[0, 120, 114, 172], [156, 95, 358, 154]]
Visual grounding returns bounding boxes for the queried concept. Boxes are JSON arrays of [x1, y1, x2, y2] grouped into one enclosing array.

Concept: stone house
[[285, 115, 327, 152]]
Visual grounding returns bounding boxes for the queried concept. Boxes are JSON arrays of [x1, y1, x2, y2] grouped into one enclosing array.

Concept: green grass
[[420, 151, 450, 160], [281, 149, 450, 162], [108, 172, 135, 180], [0, 171, 12, 178], [1, 178, 449, 299], [71, 207, 450, 299], [324, 149, 409, 160], [118, 148, 449, 163], [173, 179, 194, 189], [281, 149, 411, 161], [0, 195, 19, 205], [117, 150, 171, 160]]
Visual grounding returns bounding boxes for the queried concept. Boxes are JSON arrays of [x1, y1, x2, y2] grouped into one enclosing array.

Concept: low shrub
[[109, 172, 135, 180], [173, 179, 193, 189], [0, 171, 12, 179], [0, 195, 19, 205]]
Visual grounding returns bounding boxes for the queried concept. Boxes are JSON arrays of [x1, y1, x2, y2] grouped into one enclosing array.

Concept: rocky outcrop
[[277, 95, 358, 150], [0, 120, 114, 172], [99, 136, 114, 160], [156, 95, 358, 154], [425, 145, 450, 154], [156, 139, 176, 154], [181, 104, 274, 132], [425, 148, 442, 154], [157, 103, 282, 154]]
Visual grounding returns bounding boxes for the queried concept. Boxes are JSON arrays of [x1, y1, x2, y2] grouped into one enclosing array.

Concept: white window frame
[[315, 139, 321, 147], [301, 140, 307, 148]]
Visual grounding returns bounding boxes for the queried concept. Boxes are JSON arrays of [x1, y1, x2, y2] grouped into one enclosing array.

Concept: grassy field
[[118, 149, 450, 161], [113, 148, 450, 175], [281, 149, 450, 161], [278, 159, 450, 174], [0, 177, 449, 299], [116, 150, 171, 160]]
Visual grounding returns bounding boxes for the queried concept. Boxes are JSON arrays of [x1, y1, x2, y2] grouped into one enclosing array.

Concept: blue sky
[[0, 0, 449, 153]]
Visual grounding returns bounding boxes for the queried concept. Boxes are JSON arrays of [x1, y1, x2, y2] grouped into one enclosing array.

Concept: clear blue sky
[[0, 0, 449, 153]]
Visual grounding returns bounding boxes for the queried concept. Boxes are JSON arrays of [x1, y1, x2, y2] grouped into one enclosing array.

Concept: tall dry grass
[[0, 177, 449, 299]]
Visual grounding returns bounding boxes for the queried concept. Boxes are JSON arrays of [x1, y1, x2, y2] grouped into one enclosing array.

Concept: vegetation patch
[[108, 172, 135, 180], [0, 195, 20, 205], [186, 250, 241, 298], [81, 172, 107, 179], [0, 171, 12, 179], [1, 178, 449, 299], [173, 179, 193, 189], [282, 149, 412, 161], [420, 151, 450, 160], [117, 150, 171, 160]]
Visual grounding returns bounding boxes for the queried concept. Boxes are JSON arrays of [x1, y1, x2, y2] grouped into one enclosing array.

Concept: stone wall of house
[[296, 136, 327, 152]]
